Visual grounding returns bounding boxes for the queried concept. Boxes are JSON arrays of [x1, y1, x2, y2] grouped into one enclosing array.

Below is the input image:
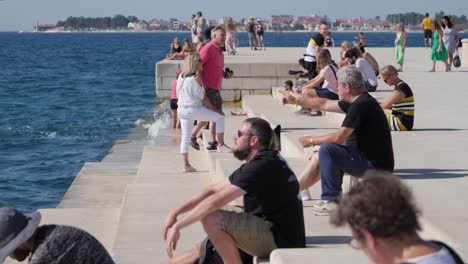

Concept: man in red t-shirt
[[192, 26, 233, 151]]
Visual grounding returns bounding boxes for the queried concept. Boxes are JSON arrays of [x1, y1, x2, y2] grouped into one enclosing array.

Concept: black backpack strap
[[431, 240, 465, 264], [328, 63, 338, 81]]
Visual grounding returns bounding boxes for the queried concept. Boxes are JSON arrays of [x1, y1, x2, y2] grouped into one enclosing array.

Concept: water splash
[[143, 101, 171, 139]]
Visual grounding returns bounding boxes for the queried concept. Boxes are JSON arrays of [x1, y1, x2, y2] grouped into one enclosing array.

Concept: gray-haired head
[[336, 66, 366, 91]]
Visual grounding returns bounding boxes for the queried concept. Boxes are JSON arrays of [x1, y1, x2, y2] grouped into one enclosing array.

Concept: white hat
[[0, 207, 41, 262]]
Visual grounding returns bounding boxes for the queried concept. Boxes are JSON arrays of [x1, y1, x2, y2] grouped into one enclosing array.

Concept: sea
[[1, 31, 467, 212]]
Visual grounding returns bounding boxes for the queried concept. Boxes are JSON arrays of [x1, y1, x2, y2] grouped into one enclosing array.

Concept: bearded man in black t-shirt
[[280, 66, 394, 215], [162, 117, 305, 263]]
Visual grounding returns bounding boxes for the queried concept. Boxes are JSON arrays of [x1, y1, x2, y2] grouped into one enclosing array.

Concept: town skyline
[[0, 0, 467, 31]]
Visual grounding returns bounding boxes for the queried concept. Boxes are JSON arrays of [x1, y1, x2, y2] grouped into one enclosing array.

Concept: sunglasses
[[237, 130, 253, 138], [383, 77, 389, 84]]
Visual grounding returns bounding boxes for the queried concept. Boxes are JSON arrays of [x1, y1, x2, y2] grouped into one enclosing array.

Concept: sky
[[0, 0, 467, 31]]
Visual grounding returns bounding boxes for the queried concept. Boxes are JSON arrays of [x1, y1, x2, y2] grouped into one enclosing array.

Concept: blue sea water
[[0, 31, 466, 212]]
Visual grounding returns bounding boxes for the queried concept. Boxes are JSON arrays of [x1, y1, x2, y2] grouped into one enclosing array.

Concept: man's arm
[[164, 180, 246, 257], [299, 126, 354, 148], [280, 90, 345, 113], [162, 178, 231, 239]]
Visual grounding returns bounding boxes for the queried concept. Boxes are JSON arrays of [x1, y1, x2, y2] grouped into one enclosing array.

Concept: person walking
[[442, 15, 459, 67], [395, 23, 406, 72], [429, 20, 450, 72], [256, 19, 265, 50], [421, 13, 433, 49], [225, 17, 238, 55]]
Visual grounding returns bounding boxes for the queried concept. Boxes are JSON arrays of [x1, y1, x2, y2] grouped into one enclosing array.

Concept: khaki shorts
[[221, 206, 277, 257], [205, 88, 222, 111]]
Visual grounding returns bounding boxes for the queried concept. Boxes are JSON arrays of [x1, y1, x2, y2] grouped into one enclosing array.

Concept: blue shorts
[[314, 88, 338, 100]]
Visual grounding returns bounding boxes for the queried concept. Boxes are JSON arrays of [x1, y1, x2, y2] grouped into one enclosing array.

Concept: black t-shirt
[[228, 150, 306, 248], [311, 33, 325, 47], [339, 93, 394, 171]]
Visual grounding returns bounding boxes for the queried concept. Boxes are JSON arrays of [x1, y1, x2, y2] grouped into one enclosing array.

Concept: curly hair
[[330, 171, 421, 240]]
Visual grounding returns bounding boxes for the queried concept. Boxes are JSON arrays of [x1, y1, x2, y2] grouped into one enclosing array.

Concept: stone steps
[[111, 131, 213, 263]]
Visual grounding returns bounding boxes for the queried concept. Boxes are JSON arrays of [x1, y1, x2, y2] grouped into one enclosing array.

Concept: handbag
[[453, 49, 461, 68]]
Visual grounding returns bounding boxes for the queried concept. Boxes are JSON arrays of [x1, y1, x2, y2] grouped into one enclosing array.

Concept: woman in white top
[[298, 48, 339, 101], [442, 15, 459, 67], [177, 53, 231, 172]]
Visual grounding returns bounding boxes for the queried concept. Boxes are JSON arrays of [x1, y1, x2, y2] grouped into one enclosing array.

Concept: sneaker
[[190, 137, 200, 151], [183, 165, 197, 173], [311, 199, 331, 208], [217, 145, 232, 153], [446, 66, 451, 72], [207, 141, 218, 151], [300, 189, 311, 201], [294, 108, 311, 115], [312, 201, 337, 216]]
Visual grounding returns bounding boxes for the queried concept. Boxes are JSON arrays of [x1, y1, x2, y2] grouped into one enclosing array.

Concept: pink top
[[199, 41, 224, 90], [171, 79, 177, 99], [319, 65, 338, 94]]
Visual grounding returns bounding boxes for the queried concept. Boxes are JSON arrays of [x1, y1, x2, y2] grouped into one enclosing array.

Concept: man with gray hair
[[280, 66, 394, 215]]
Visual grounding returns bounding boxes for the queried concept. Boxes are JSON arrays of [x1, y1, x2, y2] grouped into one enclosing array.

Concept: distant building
[[129, 20, 149, 31], [149, 19, 161, 30], [169, 18, 179, 30]]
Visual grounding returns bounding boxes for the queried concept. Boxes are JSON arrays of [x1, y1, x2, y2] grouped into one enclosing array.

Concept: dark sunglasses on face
[[237, 130, 253, 138]]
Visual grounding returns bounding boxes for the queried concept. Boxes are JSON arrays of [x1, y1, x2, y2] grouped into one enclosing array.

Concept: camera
[[224, 68, 233, 78]]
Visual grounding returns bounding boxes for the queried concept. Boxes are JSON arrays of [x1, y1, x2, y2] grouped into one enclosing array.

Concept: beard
[[233, 145, 251, 161]]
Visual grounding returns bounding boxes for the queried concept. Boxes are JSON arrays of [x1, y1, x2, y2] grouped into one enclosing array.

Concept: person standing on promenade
[[0, 207, 115, 264], [246, 17, 258, 50], [191, 14, 198, 44], [176, 53, 231, 172], [442, 15, 459, 67], [331, 171, 464, 264], [344, 48, 379, 92], [191, 26, 233, 152], [379, 65, 414, 131], [196, 11, 207, 42], [429, 21, 450, 72], [280, 66, 394, 212], [395, 23, 407, 72], [162, 117, 306, 263], [353, 32, 366, 53], [256, 19, 265, 50], [421, 13, 433, 49], [225, 17, 238, 55], [170, 68, 182, 129], [303, 21, 329, 79]]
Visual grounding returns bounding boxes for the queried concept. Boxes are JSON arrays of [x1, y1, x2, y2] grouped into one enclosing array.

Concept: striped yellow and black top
[[389, 81, 414, 130]]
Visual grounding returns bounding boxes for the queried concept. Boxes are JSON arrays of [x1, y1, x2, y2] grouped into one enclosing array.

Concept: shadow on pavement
[[395, 168, 468, 179], [306, 236, 351, 245]]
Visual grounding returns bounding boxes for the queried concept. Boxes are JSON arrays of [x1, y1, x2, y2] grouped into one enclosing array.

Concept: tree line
[[56, 15, 138, 30], [386, 11, 467, 29]]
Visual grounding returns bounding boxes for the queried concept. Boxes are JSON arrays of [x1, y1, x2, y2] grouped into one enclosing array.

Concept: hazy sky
[[0, 0, 467, 31]]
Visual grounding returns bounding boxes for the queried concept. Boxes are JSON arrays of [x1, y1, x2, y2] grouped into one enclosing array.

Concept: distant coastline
[[11, 29, 467, 33]]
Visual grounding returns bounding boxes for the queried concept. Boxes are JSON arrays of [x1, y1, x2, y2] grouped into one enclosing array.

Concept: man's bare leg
[[202, 211, 242, 264], [192, 121, 207, 139], [162, 243, 200, 264], [298, 151, 321, 190], [209, 121, 216, 142]]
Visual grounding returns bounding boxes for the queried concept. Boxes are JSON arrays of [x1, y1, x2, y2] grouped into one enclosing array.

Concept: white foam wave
[[146, 101, 171, 140]]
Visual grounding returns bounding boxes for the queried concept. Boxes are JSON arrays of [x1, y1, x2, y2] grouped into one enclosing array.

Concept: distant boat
[[18, 31, 24, 33]]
